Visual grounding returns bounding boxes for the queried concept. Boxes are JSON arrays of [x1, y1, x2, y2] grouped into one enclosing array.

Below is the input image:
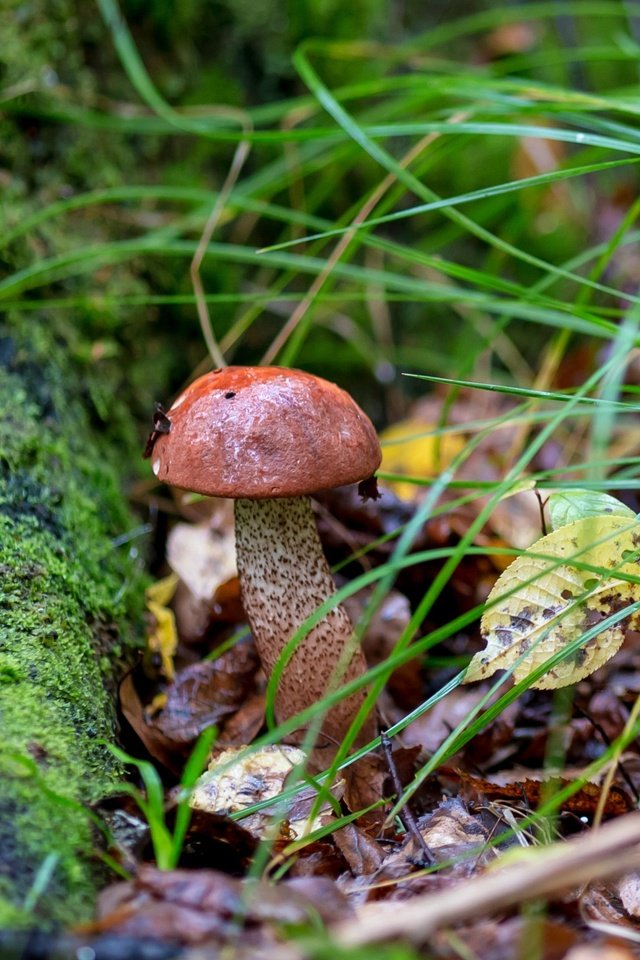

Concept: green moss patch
[[0, 331, 146, 927]]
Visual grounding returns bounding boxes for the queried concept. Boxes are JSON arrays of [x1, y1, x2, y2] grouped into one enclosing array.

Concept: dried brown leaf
[[153, 643, 259, 745], [442, 768, 633, 820], [333, 823, 384, 876], [92, 865, 350, 947], [119, 671, 182, 772], [617, 870, 640, 918]]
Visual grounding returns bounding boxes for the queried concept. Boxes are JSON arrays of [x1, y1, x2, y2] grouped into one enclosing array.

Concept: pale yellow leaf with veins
[[465, 515, 640, 689]]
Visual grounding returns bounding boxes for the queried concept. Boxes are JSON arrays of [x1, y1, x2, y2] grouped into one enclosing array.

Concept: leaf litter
[[100, 377, 640, 957]]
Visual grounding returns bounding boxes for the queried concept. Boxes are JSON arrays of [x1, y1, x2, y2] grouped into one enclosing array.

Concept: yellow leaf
[[465, 515, 640, 689], [145, 572, 179, 606], [145, 574, 179, 680], [380, 419, 465, 501]]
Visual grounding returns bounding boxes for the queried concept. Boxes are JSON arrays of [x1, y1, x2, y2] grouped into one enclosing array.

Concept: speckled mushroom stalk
[[145, 366, 382, 767], [235, 496, 375, 760]]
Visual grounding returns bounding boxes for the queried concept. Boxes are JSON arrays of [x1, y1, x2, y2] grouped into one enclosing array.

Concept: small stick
[[380, 731, 434, 867], [534, 489, 549, 536]]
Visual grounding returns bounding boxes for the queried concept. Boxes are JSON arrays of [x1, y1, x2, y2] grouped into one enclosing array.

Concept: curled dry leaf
[[191, 745, 342, 841], [151, 643, 260, 745], [119, 641, 262, 770], [440, 768, 633, 820], [333, 823, 384, 876], [466, 515, 640, 689], [94, 864, 351, 947], [580, 882, 640, 946], [119, 672, 182, 772], [399, 799, 494, 877]]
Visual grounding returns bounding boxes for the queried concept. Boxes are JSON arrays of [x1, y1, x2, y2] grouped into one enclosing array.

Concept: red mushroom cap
[[150, 366, 381, 499]]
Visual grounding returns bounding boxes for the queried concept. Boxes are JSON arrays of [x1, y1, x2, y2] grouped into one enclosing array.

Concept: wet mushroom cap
[[150, 366, 381, 499]]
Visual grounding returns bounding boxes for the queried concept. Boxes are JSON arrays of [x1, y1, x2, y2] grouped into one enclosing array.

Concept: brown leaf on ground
[[333, 823, 384, 876], [579, 688, 629, 749], [170, 807, 257, 872], [616, 870, 640, 918], [581, 881, 640, 937], [91, 865, 351, 947], [343, 587, 423, 709], [441, 768, 634, 821], [342, 753, 387, 829], [166, 503, 237, 644], [151, 643, 259, 745], [119, 641, 262, 770], [216, 690, 265, 748], [288, 841, 349, 880], [119, 671, 182, 772], [361, 797, 495, 900], [397, 683, 510, 757], [413, 797, 495, 869], [434, 917, 578, 960]]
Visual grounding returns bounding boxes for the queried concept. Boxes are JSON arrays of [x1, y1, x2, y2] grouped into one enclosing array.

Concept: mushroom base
[[234, 496, 375, 764]]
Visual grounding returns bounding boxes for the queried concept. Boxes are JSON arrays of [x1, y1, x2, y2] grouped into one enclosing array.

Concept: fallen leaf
[[167, 506, 237, 642], [169, 807, 256, 872], [466, 515, 640, 689], [435, 917, 577, 960], [342, 752, 387, 827], [191, 745, 341, 841], [399, 684, 504, 756], [119, 671, 182, 772], [378, 418, 465, 501], [617, 870, 640, 917], [581, 881, 640, 941], [441, 768, 633, 820], [151, 643, 259, 745], [344, 588, 423, 709], [375, 797, 495, 883], [333, 823, 384, 876], [217, 690, 266, 748], [92, 865, 350, 948], [145, 574, 179, 680], [167, 504, 236, 593]]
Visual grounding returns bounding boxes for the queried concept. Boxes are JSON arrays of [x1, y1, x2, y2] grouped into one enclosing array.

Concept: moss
[[0, 329, 147, 928]]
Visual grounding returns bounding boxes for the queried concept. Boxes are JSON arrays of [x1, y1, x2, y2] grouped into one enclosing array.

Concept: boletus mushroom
[[146, 366, 381, 766]]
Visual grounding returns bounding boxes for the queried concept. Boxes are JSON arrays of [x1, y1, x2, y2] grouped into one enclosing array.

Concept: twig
[[380, 731, 433, 866], [333, 812, 640, 946]]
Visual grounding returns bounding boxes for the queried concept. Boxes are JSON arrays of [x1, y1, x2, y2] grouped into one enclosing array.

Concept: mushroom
[[146, 366, 381, 765]]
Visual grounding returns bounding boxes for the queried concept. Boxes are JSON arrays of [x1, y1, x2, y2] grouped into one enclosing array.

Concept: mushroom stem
[[234, 496, 375, 763]]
